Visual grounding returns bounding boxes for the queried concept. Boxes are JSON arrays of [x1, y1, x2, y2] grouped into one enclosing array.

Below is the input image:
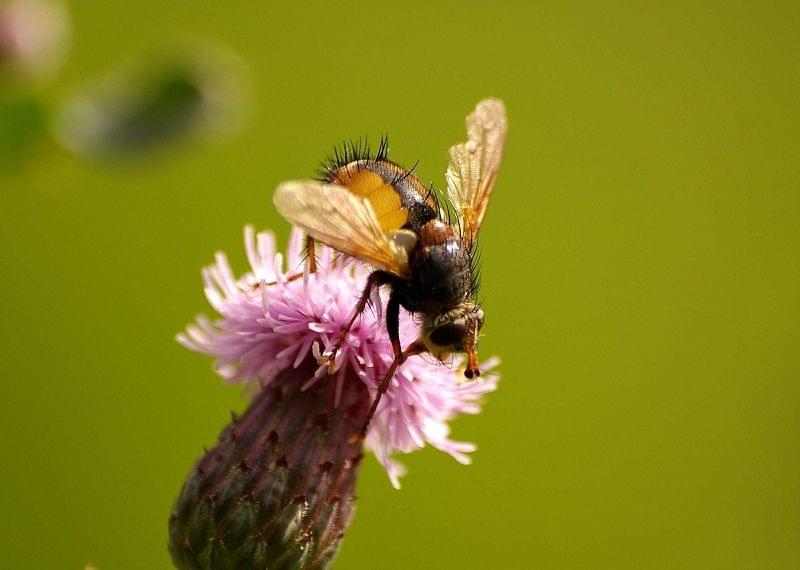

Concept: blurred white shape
[[0, 0, 70, 84]]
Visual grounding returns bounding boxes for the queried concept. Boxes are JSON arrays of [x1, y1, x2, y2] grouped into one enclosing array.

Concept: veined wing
[[445, 98, 507, 248], [273, 180, 416, 277]]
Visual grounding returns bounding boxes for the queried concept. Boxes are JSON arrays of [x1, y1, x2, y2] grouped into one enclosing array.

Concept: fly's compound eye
[[429, 322, 467, 348]]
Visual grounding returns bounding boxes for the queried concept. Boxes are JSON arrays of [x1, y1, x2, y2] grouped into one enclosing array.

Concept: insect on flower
[[273, 98, 507, 439]]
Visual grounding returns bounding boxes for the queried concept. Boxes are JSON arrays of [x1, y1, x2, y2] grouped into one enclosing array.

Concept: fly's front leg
[[319, 270, 392, 372], [352, 294, 427, 441]]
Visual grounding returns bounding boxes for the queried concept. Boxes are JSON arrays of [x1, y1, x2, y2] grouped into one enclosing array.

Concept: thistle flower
[[169, 226, 498, 568]]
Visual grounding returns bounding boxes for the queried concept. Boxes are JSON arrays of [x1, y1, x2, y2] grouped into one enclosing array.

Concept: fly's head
[[421, 302, 484, 378]]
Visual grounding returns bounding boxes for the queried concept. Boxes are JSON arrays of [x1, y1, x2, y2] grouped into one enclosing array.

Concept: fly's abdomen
[[327, 159, 438, 233]]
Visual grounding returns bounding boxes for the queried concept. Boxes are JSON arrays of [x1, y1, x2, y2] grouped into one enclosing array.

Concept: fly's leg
[[245, 235, 317, 292], [319, 270, 391, 373], [306, 235, 317, 273], [245, 272, 303, 292], [351, 294, 427, 442]]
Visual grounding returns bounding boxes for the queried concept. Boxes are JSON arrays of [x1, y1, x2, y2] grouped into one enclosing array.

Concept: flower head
[[170, 226, 498, 568], [179, 226, 498, 488]]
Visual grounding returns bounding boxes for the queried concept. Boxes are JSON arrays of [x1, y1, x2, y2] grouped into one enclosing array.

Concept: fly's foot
[[347, 429, 367, 445]]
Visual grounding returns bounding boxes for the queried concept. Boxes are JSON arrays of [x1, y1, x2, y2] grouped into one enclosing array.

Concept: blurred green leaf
[[55, 49, 250, 160], [0, 94, 46, 170]]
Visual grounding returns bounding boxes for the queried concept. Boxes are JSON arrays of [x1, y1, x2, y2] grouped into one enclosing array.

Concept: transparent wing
[[273, 180, 415, 277], [445, 98, 507, 248]]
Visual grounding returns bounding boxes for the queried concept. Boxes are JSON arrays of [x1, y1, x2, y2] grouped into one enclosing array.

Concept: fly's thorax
[[401, 237, 472, 313], [422, 303, 485, 358], [418, 218, 454, 245]]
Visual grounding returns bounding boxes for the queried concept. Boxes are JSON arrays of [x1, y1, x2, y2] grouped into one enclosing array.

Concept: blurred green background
[[2, 0, 799, 568]]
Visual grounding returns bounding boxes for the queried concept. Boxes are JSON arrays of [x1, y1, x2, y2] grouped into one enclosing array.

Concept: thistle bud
[[169, 361, 368, 568]]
